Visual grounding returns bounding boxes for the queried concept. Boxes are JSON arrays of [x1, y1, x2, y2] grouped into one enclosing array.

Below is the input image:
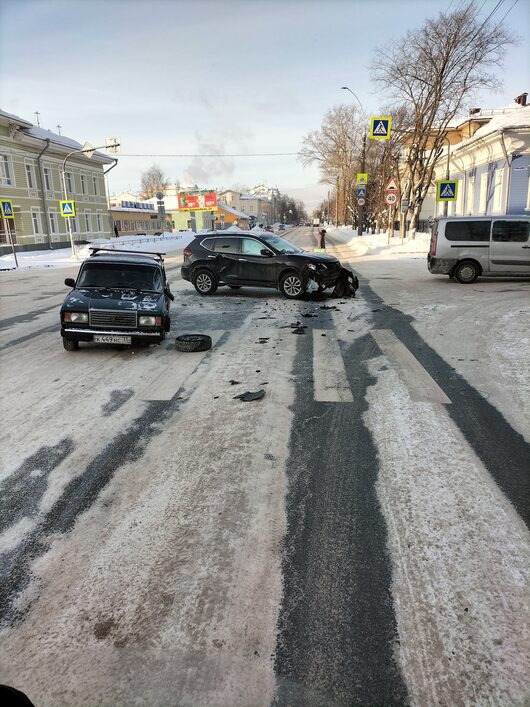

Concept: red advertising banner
[[177, 192, 218, 211]]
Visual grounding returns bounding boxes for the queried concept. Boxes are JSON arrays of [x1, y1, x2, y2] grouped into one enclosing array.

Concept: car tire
[[279, 271, 304, 299], [453, 260, 479, 284], [63, 338, 79, 351], [175, 334, 212, 352], [192, 269, 218, 295]]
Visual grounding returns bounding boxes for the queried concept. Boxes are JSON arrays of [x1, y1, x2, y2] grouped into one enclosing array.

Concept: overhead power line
[[116, 152, 300, 158]]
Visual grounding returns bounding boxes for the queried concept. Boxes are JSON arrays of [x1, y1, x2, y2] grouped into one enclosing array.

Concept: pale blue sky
[[1, 0, 529, 208]]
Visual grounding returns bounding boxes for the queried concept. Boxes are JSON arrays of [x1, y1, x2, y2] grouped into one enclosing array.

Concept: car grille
[[89, 310, 137, 328]]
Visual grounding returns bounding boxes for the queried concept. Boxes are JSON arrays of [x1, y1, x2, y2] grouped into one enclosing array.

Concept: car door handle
[[522, 246, 530, 249], [207, 255, 217, 258], [239, 258, 247, 262]]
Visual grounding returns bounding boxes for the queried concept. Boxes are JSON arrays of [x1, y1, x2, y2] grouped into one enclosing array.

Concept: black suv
[[60, 248, 174, 351], [181, 232, 343, 298]]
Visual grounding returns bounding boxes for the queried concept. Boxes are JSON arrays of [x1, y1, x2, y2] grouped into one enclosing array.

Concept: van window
[[492, 221, 529, 243], [445, 221, 490, 241]]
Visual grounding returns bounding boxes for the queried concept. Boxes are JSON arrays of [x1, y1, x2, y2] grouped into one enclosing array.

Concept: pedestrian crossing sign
[[369, 116, 392, 140], [1, 200, 14, 219], [357, 186, 367, 198], [60, 200, 76, 217], [436, 180, 458, 202]]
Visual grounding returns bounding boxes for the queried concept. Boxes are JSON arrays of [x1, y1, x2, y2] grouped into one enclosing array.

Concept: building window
[[479, 172, 488, 213], [66, 172, 74, 194], [96, 212, 102, 231], [25, 164, 35, 189], [80, 174, 87, 195], [49, 212, 58, 234], [466, 176, 475, 214], [43, 167, 52, 191], [84, 213, 91, 232], [492, 168, 504, 213], [93, 176, 99, 196], [31, 211, 42, 235], [0, 155, 13, 185]]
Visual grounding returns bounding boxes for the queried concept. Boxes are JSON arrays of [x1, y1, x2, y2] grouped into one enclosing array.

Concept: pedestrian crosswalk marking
[[371, 329, 451, 404], [313, 330, 353, 402]]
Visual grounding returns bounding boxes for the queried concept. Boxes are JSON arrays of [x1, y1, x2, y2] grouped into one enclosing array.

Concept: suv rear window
[[445, 221, 490, 241], [492, 221, 529, 242], [212, 237, 239, 253]]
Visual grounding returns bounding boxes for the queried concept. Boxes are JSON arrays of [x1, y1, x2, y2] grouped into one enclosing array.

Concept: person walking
[[318, 229, 327, 249], [114, 224, 119, 237]]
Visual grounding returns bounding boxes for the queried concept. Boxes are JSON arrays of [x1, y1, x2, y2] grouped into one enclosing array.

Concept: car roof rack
[[88, 247, 166, 262]]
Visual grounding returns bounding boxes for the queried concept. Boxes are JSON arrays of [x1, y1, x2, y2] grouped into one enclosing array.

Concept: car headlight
[[307, 264, 317, 271], [64, 312, 88, 323], [139, 315, 162, 326]]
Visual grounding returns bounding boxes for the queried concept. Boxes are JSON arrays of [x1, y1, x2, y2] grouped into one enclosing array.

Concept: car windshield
[[260, 235, 302, 254], [77, 263, 162, 291]]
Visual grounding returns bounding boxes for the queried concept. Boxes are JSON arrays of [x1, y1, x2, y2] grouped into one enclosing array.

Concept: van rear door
[[489, 219, 530, 273]]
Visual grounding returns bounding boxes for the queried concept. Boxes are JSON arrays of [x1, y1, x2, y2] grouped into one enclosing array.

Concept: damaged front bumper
[[301, 264, 359, 298]]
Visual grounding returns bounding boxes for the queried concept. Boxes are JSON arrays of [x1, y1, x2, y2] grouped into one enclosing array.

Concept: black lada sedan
[[181, 232, 343, 298], [60, 248, 174, 351]]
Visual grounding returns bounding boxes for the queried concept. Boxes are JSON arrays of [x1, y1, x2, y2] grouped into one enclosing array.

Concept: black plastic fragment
[[233, 389, 266, 402]]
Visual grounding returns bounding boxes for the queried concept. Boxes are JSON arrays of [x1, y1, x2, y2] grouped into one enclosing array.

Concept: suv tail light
[[183, 246, 192, 256]]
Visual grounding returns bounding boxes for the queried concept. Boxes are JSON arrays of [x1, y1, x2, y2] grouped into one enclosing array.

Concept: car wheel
[[175, 334, 212, 352], [453, 260, 479, 284], [280, 271, 304, 299], [192, 269, 218, 295], [63, 338, 79, 351]]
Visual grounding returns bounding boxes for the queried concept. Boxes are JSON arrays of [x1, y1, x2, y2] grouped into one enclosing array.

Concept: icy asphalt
[[0, 227, 529, 706]]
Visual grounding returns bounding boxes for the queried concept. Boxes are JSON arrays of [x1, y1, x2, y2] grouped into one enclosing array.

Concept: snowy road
[[0, 228, 529, 706]]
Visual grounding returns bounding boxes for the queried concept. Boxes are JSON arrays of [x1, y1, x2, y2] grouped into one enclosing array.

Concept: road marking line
[[138, 330, 225, 401], [371, 329, 451, 405], [313, 330, 353, 402]]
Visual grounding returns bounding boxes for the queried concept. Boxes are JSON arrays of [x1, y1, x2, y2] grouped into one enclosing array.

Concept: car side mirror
[[166, 289, 175, 301], [261, 249, 273, 257], [65, 278, 76, 288]]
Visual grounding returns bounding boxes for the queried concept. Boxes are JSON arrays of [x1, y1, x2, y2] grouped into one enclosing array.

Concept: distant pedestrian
[[114, 224, 119, 237], [318, 229, 326, 249]]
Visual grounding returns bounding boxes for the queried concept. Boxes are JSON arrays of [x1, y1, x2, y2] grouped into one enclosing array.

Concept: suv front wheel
[[279, 271, 304, 299], [192, 269, 218, 295]]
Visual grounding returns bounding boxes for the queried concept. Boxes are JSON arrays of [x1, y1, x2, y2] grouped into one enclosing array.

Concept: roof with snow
[[454, 105, 530, 152], [0, 109, 113, 162], [218, 203, 250, 218]]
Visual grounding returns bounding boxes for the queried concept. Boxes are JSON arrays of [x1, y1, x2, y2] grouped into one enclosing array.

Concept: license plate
[[93, 335, 132, 345]]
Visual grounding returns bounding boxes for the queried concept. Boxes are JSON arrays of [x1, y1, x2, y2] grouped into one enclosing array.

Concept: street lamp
[[341, 86, 367, 235]]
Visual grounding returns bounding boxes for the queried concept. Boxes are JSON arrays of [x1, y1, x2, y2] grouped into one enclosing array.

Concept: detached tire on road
[[175, 334, 212, 352], [192, 269, 218, 295], [453, 260, 480, 284], [279, 271, 304, 299]]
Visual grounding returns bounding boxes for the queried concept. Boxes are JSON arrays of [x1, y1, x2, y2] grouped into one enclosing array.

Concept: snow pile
[[328, 227, 430, 258]]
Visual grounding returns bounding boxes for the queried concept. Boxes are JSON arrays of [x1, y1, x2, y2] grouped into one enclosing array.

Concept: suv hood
[[63, 288, 163, 312], [289, 252, 340, 264]]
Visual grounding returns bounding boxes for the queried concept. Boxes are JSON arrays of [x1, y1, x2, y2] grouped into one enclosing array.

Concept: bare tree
[[300, 105, 364, 225], [139, 164, 169, 199], [371, 1, 513, 236]]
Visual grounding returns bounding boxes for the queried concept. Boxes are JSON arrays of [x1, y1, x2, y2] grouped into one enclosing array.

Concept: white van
[[427, 216, 530, 283]]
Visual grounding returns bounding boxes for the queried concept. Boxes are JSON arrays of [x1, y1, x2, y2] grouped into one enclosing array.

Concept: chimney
[[469, 107, 481, 115], [514, 92, 528, 106]]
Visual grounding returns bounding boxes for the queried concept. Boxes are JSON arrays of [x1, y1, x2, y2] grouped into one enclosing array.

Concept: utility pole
[[443, 136, 451, 217], [335, 175, 339, 226]]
